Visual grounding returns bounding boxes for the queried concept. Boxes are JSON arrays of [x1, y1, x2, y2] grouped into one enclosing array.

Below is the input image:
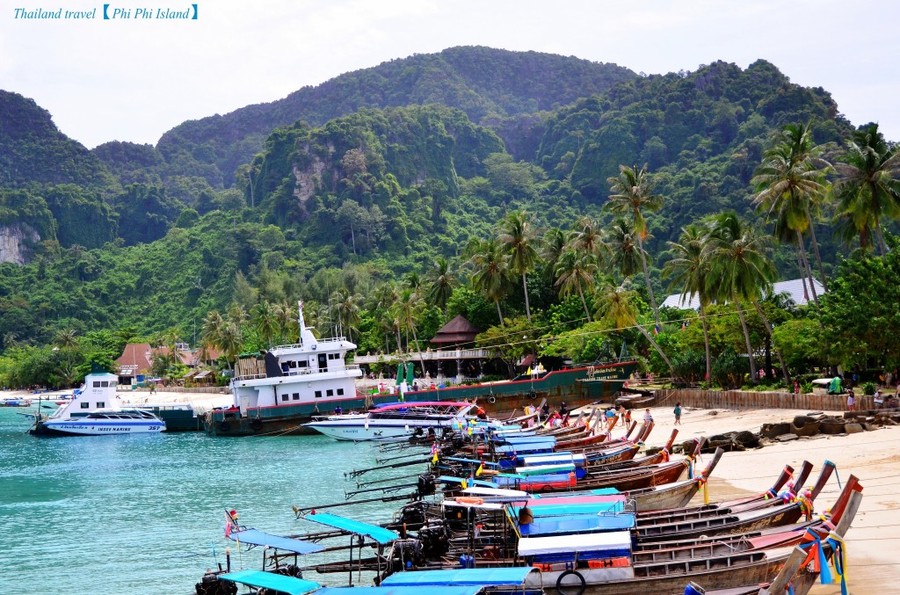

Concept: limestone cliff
[[0, 223, 39, 264]]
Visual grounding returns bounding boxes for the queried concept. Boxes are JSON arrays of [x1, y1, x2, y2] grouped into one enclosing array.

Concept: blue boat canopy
[[229, 529, 324, 554], [302, 512, 399, 544], [218, 570, 320, 595], [315, 587, 486, 595], [380, 567, 537, 587]]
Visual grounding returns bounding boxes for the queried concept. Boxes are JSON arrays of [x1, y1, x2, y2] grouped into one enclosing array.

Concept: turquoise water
[[0, 406, 419, 594]]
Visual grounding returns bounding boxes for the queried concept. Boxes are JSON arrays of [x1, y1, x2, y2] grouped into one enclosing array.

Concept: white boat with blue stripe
[[29, 371, 165, 436]]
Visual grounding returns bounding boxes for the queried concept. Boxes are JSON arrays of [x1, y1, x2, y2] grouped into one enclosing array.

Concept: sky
[[1, 0, 898, 149]]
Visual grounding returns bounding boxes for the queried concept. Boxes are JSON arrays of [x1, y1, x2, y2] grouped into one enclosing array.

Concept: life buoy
[[251, 418, 263, 431], [528, 391, 536, 400], [219, 420, 230, 433], [555, 569, 586, 595], [488, 396, 496, 404]]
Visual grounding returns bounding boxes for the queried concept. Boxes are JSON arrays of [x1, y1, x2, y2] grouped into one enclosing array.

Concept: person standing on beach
[[643, 409, 653, 424], [674, 402, 682, 425], [847, 388, 856, 411]]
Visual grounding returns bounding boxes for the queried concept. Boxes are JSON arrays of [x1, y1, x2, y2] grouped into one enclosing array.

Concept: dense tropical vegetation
[[0, 47, 898, 389]]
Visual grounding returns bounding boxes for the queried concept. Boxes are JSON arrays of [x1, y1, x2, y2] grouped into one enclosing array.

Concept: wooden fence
[[657, 388, 873, 413]]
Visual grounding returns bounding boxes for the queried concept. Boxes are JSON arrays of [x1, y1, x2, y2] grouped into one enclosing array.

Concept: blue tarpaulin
[[302, 512, 399, 544], [381, 567, 537, 586], [228, 529, 324, 554], [218, 570, 320, 595], [315, 588, 485, 595]]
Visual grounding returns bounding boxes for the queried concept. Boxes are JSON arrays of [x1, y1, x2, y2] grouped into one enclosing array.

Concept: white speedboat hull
[[40, 419, 165, 436], [303, 422, 418, 441]]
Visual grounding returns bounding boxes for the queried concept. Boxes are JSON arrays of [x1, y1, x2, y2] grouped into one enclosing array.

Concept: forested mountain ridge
[[1, 48, 896, 374], [0, 90, 117, 191], [151, 46, 637, 187]]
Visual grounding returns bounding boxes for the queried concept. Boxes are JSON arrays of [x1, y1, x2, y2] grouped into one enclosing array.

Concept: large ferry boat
[[204, 303, 364, 436]]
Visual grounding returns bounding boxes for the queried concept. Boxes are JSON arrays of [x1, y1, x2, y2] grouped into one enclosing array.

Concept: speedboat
[[29, 371, 166, 436], [37, 408, 165, 436], [304, 401, 481, 441]]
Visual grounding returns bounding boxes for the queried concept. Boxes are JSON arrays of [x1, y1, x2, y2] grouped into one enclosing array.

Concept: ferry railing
[[233, 364, 361, 382]]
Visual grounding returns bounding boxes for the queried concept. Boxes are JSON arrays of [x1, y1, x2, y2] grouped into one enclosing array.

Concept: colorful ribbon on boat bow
[[799, 528, 849, 595]]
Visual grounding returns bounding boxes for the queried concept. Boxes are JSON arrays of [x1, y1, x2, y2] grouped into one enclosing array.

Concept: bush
[[712, 348, 747, 390], [862, 381, 876, 396]]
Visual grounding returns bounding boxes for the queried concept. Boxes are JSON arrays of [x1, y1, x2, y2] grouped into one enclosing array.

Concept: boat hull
[[31, 419, 165, 436]]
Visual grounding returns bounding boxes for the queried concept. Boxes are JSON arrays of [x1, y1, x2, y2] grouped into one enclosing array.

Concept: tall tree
[[499, 210, 538, 322], [752, 122, 830, 301], [554, 249, 598, 322], [329, 288, 361, 342], [594, 283, 674, 376], [251, 301, 279, 348], [605, 218, 642, 279], [704, 212, 789, 383], [663, 224, 713, 380], [606, 164, 664, 329], [426, 257, 456, 313], [833, 123, 900, 255], [468, 238, 511, 325]]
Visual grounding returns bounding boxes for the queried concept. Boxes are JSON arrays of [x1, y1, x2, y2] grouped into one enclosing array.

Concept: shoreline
[[5, 390, 896, 592]]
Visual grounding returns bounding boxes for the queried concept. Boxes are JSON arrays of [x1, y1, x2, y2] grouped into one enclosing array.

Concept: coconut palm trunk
[[735, 303, 758, 381], [635, 323, 674, 376], [699, 303, 711, 381], [636, 234, 661, 330], [752, 300, 791, 384], [578, 285, 592, 322], [521, 273, 531, 322], [804, 206, 828, 291], [795, 231, 818, 306]]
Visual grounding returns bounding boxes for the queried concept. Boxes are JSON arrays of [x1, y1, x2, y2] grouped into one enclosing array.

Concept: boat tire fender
[[251, 418, 263, 431], [555, 569, 585, 595], [528, 390, 536, 400], [219, 420, 230, 433], [488, 396, 496, 404]]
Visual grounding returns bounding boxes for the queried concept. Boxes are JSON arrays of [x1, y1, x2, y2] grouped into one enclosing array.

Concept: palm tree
[[594, 283, 674, 376], [540, 227, 568, 279], [704, 212, 789, 383], [395, 287, 427, 376], [570, 215, 605, 258], [329, 288, 361, 342], [251, 301, 279, 348], [663, 224, 712, 380], [752, 122, 830, 300], [468, 238, 510, 325], [833, 123, 900, 255], [554, 249, 598, 321], [426, 257, 456, 313], [499, 210, 538, 322], [605, 218, 642, 279], [606, 164, 664, 329]]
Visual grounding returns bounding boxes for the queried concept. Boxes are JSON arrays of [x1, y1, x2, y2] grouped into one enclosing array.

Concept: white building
[[660, 278, 826, 310]]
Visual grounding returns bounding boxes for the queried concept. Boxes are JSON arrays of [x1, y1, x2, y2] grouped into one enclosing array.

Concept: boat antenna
[[297, 301, 319, 349]]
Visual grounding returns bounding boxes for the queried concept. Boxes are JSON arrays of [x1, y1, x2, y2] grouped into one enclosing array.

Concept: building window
[[314, 390, 322, 398], [337, 388, 344, 396], [326, 389, 334, 397], [292, 393, 300, 401], [281, 394, 289, 402]]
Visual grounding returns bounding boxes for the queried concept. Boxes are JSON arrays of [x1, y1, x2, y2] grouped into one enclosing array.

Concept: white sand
[[8, 388, 896, 592]]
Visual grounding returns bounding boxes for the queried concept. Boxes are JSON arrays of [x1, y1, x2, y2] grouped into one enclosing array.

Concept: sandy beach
[[6, 387, 897, 593]]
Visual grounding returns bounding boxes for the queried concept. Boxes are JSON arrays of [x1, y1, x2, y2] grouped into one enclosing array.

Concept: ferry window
[[93, 381, 101, 388], [96, 402, 105, 408], [81, 402, 90, 409], [100, 381, 109, 387], [296, 361, 308, 368], [314, 390, 322, 398], [281, 394, 289, 402], [289, 361, 296, 368], [292, 393, 300, 401], [337, 388, 344, 396], [326, 389, 334, 397]]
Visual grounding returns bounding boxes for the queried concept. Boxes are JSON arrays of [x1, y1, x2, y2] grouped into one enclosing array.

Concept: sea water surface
[[0, 405, 415, 594]]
